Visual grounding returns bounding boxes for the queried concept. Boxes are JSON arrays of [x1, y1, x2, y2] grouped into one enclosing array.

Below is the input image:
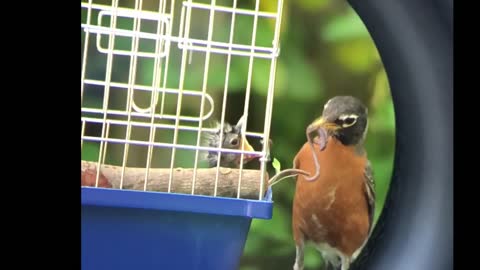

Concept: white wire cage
[[81, 0, 284, 201]]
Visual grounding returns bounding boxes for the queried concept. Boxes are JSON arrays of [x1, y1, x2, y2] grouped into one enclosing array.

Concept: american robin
[[202, 115, 258, 168], [292, 96, 375, 270]]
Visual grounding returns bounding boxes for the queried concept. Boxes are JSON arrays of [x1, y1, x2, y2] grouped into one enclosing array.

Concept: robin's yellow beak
[[307, 116, 341, 134], [306, 117, 337, 150]]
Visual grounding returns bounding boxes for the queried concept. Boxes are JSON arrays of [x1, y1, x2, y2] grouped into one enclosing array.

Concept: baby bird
[[202, 115, 258, 168]]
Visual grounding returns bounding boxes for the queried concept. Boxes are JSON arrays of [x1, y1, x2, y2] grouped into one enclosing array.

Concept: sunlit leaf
[[274, 68, 288, 98], [281, 49, 324, 101], [250, 205, 291, 242], [260, 0, 278, 12], [370, 69, 391, 108], [304, 244, 323, 268], [207, 56, 229, 89], [369, 154, 394, 226], [260, 0, 290, 34], [233, 15, 274, 49], [369, 100, 395, 133], [333, 38, 380, 73], [82, 142, 100, 162], [298, 0, 330, 11], [321, 9, 370, 42], [242, 226, 264, 255], [272, 158, 282, 174], [251, 59, 272, 96]]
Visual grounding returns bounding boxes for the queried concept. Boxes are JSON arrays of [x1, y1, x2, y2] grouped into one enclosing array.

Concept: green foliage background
[[81, 0, 394, 269]]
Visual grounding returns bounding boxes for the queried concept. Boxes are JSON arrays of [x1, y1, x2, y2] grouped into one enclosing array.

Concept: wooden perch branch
[[81, 160, 269, 200]]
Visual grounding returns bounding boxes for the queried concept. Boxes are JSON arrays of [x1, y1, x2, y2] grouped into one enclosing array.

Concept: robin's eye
[[338, 114, 358, 128], [230, 138, 239, 146], [344, 117, 356, 125]]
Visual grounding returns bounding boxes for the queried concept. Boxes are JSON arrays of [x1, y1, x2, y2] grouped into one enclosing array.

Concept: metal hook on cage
[[177, 39, 194, 65], [157, 16, 172, 59], [127, 87, 215, 122], [130, 86, 161, 114], [161, 90, 214, 122]]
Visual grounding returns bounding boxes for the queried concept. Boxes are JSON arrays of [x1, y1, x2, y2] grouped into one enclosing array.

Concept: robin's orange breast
[[292, 138, 370, 257]]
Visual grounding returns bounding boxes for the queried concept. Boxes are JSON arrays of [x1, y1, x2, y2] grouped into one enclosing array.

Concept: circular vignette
[[346, 0, 453, 270]]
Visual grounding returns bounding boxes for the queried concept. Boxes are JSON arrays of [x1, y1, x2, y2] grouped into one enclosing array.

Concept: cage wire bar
[[81, 0, 283, 201]]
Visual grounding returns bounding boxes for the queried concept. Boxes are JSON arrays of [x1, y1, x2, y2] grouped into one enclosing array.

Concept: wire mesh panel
[[81, 0, 283, 200]]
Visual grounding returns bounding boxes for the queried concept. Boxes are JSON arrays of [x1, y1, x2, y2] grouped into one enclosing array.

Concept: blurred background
[[81, 0, 394, 269]]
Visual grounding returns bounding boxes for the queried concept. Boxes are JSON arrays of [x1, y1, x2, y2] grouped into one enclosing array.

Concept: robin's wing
[[364, 160, 376, 234]]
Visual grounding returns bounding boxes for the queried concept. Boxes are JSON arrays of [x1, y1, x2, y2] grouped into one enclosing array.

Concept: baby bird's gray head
[[202, 116, 258, 168]]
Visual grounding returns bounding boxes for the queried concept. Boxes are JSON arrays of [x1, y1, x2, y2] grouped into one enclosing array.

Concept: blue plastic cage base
[[81, 187, 273, 270]]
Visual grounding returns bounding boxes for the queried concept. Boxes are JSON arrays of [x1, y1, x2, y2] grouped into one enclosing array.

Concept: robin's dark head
[[308, 96, 368, 146]]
